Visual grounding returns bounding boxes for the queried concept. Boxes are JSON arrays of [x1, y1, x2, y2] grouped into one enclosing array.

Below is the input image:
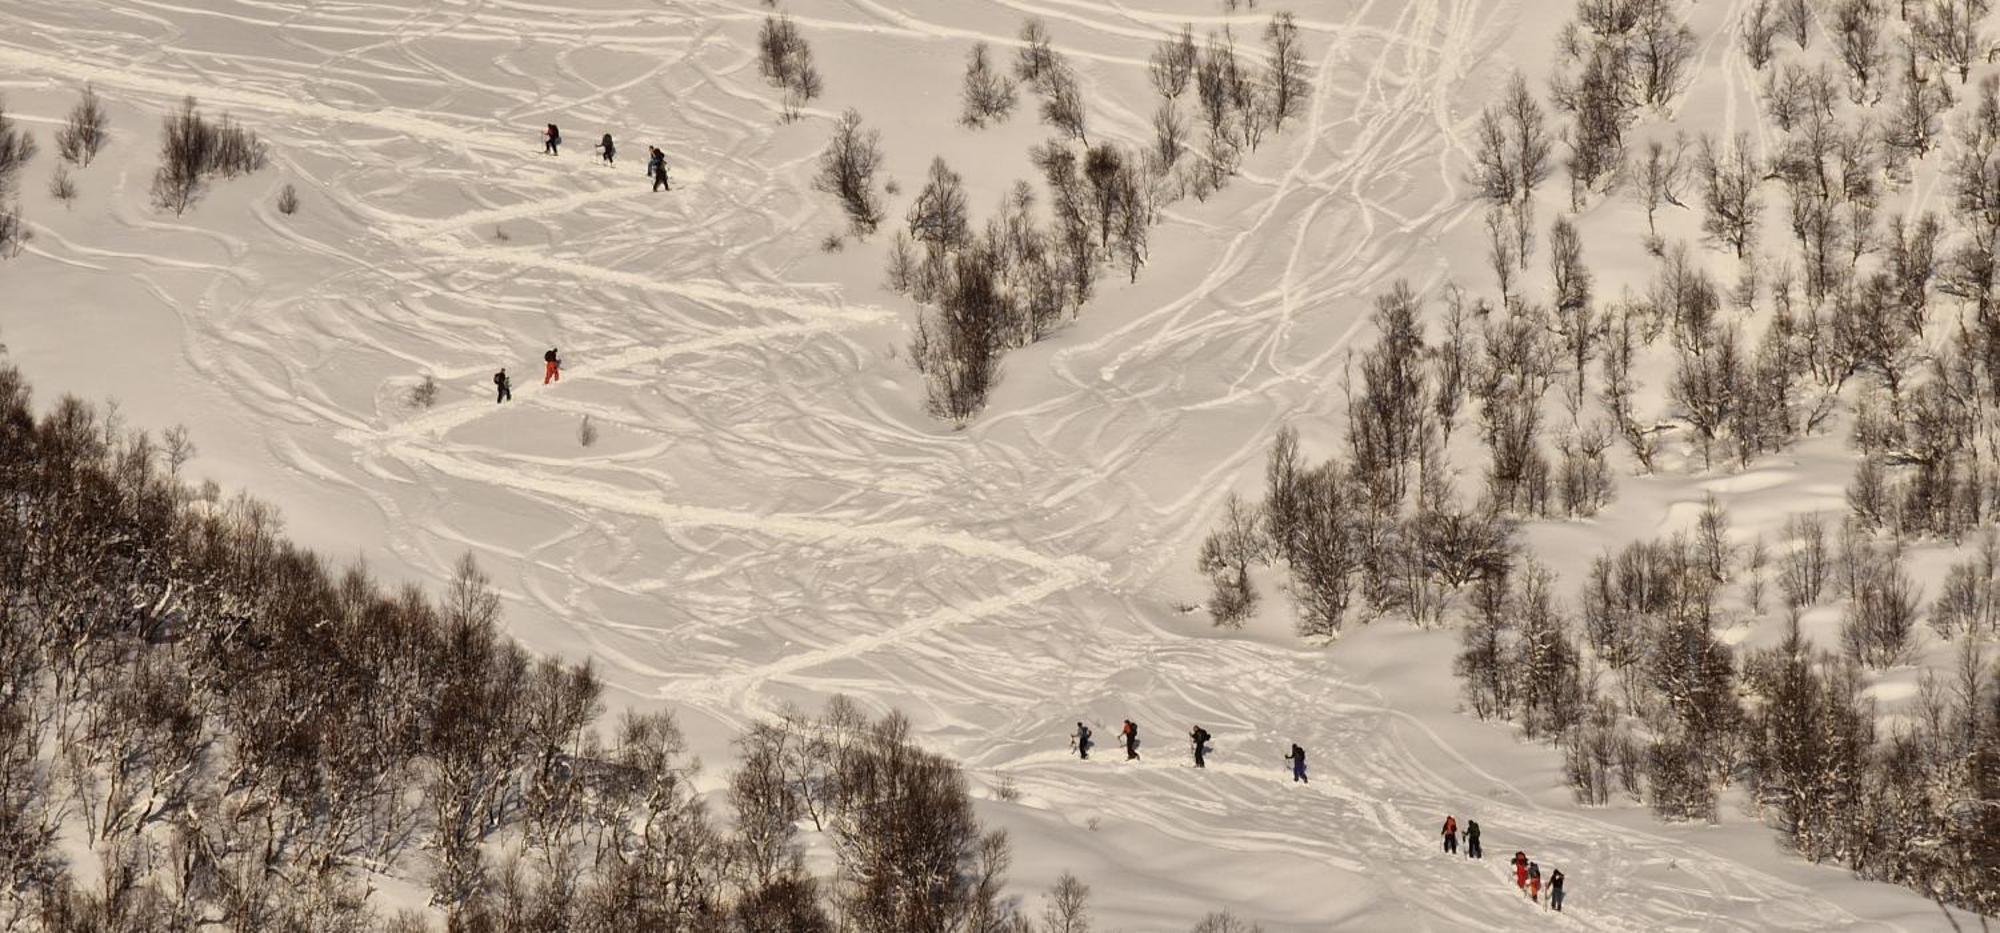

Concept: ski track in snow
[[0, 0, 1935, 929]]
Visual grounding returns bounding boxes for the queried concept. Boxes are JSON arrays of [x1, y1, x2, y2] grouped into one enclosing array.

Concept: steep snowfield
[[0, 0, 1977, 929]]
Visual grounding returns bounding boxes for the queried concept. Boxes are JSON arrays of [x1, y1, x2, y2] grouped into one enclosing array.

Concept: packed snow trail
[[0, 0, 1961, 929]]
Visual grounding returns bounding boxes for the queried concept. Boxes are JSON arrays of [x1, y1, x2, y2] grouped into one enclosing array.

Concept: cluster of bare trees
[[757, 13, 823, 122], [150, 96, 266, 216], [891, 14, 1313, 420], [1199, 284, 1517, 634], [0, 365, 1103, 931], [1549, 0, 1697, 205], [1143, 14, 1308, 198]]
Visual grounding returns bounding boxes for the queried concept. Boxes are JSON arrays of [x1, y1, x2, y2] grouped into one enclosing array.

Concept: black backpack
[[494, 371, 506, 386], [545, 348, 558, 363], [1194, 728, 1209, 745], [1291, 744, 1304, 761]]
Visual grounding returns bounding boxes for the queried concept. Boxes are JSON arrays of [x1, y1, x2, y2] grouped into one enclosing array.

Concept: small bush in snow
[[48, 165, 76, 208], [576, 414, 598, 448], [410, 374, 439, 409], [276, 182, 299, 215]]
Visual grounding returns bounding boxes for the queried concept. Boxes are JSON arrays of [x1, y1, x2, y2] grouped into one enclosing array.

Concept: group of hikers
[[1442, 816, 1567, 911], [541, 123, 672, 191], [1072, 721, 1312, 781], [493, 348, 563, 403], [1068, 722, 1570, 912]]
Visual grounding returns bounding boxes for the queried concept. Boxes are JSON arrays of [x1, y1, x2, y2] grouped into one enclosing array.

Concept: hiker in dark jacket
[[1189, 725, 1210, 769], [1072, 723, 1091, 760], [598, 133, 616, 164], [1465, 819, 1482, 858], [648, 146, 671, 191], [1286, 744, 1308, 783], [1548, 869, 1565, 911], [543, 123, 561, 155], [494, 368, 512, 403]]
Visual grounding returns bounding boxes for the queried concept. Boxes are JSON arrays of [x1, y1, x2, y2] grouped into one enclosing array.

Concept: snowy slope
[[0, 0, 1977, 929]]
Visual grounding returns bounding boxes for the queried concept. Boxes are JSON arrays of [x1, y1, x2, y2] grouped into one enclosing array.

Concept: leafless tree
[[1632, 0, 1698, 108], [1200, 493, 1266, 627], [1832, 0, 1887, 103], [1150, 24, 1198, 100], [1039, 65, 1089, 144], [1780, 0, 1814, 48], [1743, 0, 1782, 68], [1264, 12, 1310, 130], [1695, 132, 1761, 257], [961, 43, 1018, 128], [1016, 19, 1059, 87], [0, 100, 37, 200], [815, 110, 885, 236], [1042, 871, 1093, 933], [54, 85, 108, 167]]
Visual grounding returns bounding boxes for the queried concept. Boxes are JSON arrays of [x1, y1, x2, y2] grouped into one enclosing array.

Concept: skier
[[1511, 851, 1529, 890], [494, 368, 512, 404], [1548, 868, 1565, 912], [598, 132, 616, 165], [1120, 720, 1140, 761], [543, 347, 562, 385], [543, 123, 561, 155], [1285, 743, 1308, 783], [1465, 819, 1482, 859], [1441, 815, 1458, 855], [1072, 722, 1092, 760], [1527, 861, 1542, 903], [1189, 725, 1211, 769], [648, 146, 671, 192]]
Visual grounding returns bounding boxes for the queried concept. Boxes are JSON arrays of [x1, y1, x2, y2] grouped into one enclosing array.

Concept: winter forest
[[0, 0, 1995, 930]]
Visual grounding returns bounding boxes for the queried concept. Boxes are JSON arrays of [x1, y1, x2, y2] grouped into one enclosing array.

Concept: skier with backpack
[[1189, 725, 1211, 769], [543, 348, 562, 385], [1511, 852, 1529, 890], [1465, 819, 1482, 858], [598, 133, 616, 165], [648, 146, 671, 191], [494, 368, 512, 404], [1441, 815, 1458, 854], [1527, 861, 1542, 903], [1548, 868, 1565, 912], [543, 123, 561, 155], [1285, 744, 1308, 783], [1072, 723, 1092, 760], [1120, 720, 1140, 761]]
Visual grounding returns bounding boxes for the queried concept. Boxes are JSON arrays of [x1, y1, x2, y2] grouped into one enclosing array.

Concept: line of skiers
[[1441, 816, 1566, 913], [541, 124, 671, 191], [1070, 721, 1308, 782], [493, 348, 562, 403]]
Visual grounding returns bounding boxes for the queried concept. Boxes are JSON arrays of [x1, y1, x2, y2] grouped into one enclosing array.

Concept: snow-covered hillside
[[0, 0, 1984, 929]]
